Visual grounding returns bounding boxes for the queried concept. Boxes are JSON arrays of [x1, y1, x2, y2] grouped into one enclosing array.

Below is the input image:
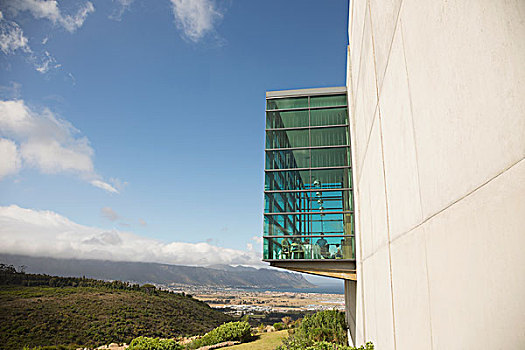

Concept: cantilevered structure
[[263, 86, 358, 343]]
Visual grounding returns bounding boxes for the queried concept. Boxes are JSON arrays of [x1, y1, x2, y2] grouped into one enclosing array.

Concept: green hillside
[[0, 266, 233, 350]]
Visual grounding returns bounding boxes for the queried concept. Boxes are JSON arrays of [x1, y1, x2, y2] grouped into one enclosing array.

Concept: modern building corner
[[263, 0, 525, 349], [263, 87, 359, 344]]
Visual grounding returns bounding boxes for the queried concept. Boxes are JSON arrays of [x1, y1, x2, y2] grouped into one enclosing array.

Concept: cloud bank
[[0, 1, 94, 73], [0, 205, 262, 267], [3, 0, 95, 33], [0, 11, 30, 55], [170, 0, 224, 42], [0, 99, 119, 193]]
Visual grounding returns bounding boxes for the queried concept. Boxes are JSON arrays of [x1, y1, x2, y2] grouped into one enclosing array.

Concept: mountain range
[[0, 254, 315, 289]]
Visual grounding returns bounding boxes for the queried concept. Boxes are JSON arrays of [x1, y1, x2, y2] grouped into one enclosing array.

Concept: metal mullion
[[265, 188, 352, 193], [308, 96, 312, 239], [264, 210, 353, 216], [266, 124, 349, 132], [266, 190, 298, 234], [265, 107, 309, 113], [265, 144, 350, 152], [264, 235, 353, 239], [265, 165, 351, 173], [309, 196, 343, 200], [265, 104, 347, 113], [310, 219, 343, 222]]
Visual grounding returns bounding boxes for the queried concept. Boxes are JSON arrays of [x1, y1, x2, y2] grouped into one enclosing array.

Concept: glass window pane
[[264, 214, 305, 235], [310, 108, 348, 126], [310, 168, 351, 189], [310, 94, 347, 108], [263, 237, 313, 260], [265, 192, 307, 214], [266, 149, 311, 169], [267, 97, 308, 110], [266, 129, 309, 149], [265, 170, 310, 191], [267, 110, 309, 129], [311, 147, 349, 168], [310, 127, 348, 147], [263, 236, 354, 260]]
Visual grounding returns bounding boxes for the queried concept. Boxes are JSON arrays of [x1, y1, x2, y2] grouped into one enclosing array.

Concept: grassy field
[[0, 284, 232, 350], [222, 330, 288, 350]]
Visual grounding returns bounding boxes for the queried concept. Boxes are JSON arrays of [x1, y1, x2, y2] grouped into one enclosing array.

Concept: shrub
[[273, 322, 285, 331], [22, 346, 75, 350], [128, 336, 183, 350], [189, 321, 251, 349], [278, 310, 364, 350], [303, 341, 374, 350], [295, 310, 347, 345]]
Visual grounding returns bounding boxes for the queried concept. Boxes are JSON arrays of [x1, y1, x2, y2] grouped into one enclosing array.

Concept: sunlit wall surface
[[263, 87, 354, 261]]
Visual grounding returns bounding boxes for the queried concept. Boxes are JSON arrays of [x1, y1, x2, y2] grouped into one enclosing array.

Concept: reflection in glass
[[264, 92, 354, 260], [267, 97, 308, 110]]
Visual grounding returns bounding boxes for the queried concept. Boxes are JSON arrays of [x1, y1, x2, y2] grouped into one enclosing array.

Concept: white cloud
[[0, 99, 119, 193], [34, 50, 60, 74], [101, 207, 119, 221], [91, 180, 118, 194], [109, 0, 133, 21], [251, 235, 262, 244], [0, 10, 31, 54], [0, 205, 262, 266], [4, 0, 95, 33], [0, 138, 21, 179], [170, 0, 223, 42]]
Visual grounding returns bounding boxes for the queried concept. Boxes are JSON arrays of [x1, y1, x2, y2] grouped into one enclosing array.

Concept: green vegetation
[[188, 321, 252, 349], [22, 347, 76, 350], [222, 330, 288, 350], [277, 310, 373, 350], [273, 322, 285, 331], [300, 341, 374, 350], [0, 264, 232, 350], [129, 336, 183, 350]]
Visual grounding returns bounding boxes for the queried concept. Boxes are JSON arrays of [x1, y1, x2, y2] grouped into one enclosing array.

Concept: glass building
[[263, 87, 355, 262]]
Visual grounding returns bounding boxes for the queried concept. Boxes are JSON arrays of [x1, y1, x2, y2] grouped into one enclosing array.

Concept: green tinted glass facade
[[263, 89, 355, 261]]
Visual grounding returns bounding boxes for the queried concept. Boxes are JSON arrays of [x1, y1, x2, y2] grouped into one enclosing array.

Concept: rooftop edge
[[266, 86, 347, 99]]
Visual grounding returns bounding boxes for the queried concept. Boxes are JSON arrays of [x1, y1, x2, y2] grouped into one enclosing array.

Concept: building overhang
[[266, 86, 347, 99], [264, 259, 356, 281]]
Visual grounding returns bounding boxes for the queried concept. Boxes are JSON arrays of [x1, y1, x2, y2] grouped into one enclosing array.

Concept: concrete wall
[[346, 0, 525, 348]]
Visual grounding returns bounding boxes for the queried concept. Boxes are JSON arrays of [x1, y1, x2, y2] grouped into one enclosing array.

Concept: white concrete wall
[[346, 0, 525, 348]]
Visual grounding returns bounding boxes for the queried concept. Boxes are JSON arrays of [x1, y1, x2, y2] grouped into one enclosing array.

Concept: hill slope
[[0, 254, 315, 288], [0, 272, 233, 349]]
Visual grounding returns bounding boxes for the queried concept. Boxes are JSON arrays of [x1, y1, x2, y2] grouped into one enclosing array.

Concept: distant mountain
[[0, 254, 315, 289]]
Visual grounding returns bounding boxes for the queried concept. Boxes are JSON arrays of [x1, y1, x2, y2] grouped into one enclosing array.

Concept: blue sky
[[0, 0, 348, 268]]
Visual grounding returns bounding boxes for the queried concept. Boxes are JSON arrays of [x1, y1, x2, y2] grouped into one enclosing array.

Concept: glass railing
[[263, 236, 355, 260]]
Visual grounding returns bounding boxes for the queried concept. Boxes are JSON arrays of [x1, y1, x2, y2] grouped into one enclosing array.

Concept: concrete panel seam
[[399, 18, 426, 255], [422, 223, 435, 350], [371, 0, 404, 103], [357, 104, 379, 182], [370, 0, 397, 344], [347, 47, 367, 341], [399, 21, 433, 348], [355, 0, 381, 182], [352, 0, 370, 107], [390, 156, 525, 247], [377, 108, 398, 349]]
